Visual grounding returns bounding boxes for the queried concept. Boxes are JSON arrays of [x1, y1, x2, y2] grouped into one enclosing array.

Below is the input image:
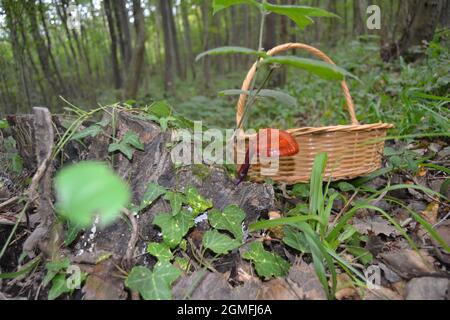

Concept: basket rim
[[237, 122, 394, 139]]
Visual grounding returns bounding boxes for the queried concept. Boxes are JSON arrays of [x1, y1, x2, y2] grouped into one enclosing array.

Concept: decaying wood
[[22, 107, 56, 257]]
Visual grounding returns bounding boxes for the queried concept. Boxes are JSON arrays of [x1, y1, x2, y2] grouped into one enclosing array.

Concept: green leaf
[[108, 142, 134, 160], [55, 162, 131, 228], [153, 210, 195, 249], [202, 230, 241, 255], [282, 226, 309, 253], [196, 46, 268, 62], [122, 131, 144, 151], [219, 89, 298, 108], [164, 191, 184, 216], [212, 0, 261, 14], [0, 119, 9, 129], [48, 274, 71, 300], [184, 186, 213, 216], [44, 258, 70, 287], [291, 183, 310, 198], [346, 246, 373, 266], [64, 222, 83, 246], [147, 242, 173, 262], [263, 3, 339, 29], [249, 215, 322, 232], [10, 154, 23, 174], [208, 205, 245, 241], [148, 101, 173, 118], [337, 182, 356, 192], [310, 153, 328, 216], [242, 242, 290, 279], [261, 56, 355, 81], [70, 125, 103, 141], [140, 182, 166, 211], [125, 263, 181, 300]]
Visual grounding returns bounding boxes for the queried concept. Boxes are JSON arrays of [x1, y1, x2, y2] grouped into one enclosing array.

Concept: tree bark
[[381, 0, 444, 62], [159, 0, 176, 92], [124, 0, 147, 99], [181, 0, 196, 79], [353, 0, 366, 37], [104, 0, 122, 89]]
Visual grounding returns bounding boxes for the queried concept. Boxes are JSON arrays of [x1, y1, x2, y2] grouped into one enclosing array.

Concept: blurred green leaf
[[55, 162, 130, 228]]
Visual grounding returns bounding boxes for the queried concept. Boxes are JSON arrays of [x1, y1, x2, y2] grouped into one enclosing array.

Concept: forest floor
[[0, 37, 449, 300]]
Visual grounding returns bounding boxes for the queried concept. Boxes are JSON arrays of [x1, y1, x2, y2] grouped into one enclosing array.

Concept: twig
[[0, 196, 19, 211], [122, 208, 139, 268]]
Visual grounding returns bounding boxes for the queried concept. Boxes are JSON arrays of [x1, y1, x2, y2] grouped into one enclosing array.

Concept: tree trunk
[[124, 0, 147, 99], [104, 0, 122, 89], [381, 0, 444, 62], [159, 0, 176, 92], [353, 0, 366, 37], [181, 0, 196, 79], [167, 0, 185, 80]]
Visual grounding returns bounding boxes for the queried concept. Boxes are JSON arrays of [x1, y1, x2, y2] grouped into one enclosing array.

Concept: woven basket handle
[[236, 43, 359, 128]]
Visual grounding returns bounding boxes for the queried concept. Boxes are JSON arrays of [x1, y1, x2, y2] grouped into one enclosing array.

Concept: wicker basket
[[235, 43, 394, 184]]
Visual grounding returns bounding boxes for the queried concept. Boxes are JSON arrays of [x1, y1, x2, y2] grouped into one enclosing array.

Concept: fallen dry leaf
[[405, 277, 450, 300], [335, 273, 359, 300], [353, 215, 397, 237], [82, 261, 127, 300], [379, 249, 437, 279], [420, 202, 439, 225]]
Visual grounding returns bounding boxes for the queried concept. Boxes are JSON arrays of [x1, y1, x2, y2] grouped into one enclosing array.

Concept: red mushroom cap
[[256, 128, 299, 158]]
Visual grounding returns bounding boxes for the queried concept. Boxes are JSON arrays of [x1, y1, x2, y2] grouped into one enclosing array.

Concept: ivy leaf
[[108, 131, 144, 160], [196, 46, 267, 62], [208, 205, 245, 241], [0, 119, 9, 129], [108, 142, 134, 160], [70, 125, 103, 141], [55, 162, 130, 228], [153, 210, 195, 249], [212, 0, 261, 14], [184, 186, 213, 217], [147, 242, 173, 262], [242, 242, 290, 280], [164, 191, 184, 216], [140, 182, 166, 211], [43, 258, 70, 287], [148, 100, 173, 118], [263, 3, 339, 29], [202, 230, 241, 255], [122, 131, 145, 151], [219, 89, 298, 108], [282, 226, 310, 253], [48, 274, 72, 300], [125, 263, 181, 300], [261, 56, 355, 81]]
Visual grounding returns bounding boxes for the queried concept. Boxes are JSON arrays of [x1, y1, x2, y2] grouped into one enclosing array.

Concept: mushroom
[[236, 128, 299, 185]]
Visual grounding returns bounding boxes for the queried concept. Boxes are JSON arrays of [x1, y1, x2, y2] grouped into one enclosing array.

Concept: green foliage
[[70, 124, 103, 141], [153, 210, 195, 249], [125, 262, 181, 300], [202, 230, 241, 255], [147, 242, 173, 262], [262, 56, 354, 81], [0, 119, 10, 129], [164, 191, 184, 216], [2, 136, 23, 174], [54, 162, 131, 228], [108, 131, 144, 160], [208, 205, 246, 241], [184, 186, 213, 216], [139, 182, 167, 212], [212, 0, 261, 14], [48, 274, 72, 301], [196, 46, 268, 62], [219, 89, 298, 108], [242, 242, 290, 279], [262, 3, 339, 29]]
